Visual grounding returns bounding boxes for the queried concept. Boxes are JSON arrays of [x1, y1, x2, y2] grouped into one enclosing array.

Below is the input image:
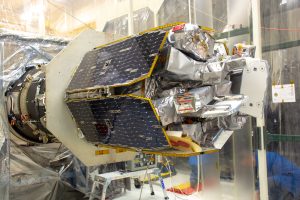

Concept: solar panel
[[66, 96, 170, 150], [67, 30, 167, 92]]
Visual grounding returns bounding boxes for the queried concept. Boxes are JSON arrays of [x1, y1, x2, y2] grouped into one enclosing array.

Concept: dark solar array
[[66, 96, 169, 150], [67, 31, 167, 91]]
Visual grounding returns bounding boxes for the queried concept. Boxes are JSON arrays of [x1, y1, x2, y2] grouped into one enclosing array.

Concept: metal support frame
[[267, 133, 300, 143], [251, 0, 269, 199], [262, 39, 300, 52], [256, 122, 269, 200], [214, 27, 250, 40]]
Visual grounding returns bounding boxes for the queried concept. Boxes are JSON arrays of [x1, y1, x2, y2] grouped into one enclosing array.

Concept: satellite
[[5, 23, 269, 166]]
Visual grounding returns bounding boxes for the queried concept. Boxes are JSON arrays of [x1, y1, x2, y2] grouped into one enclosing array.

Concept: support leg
[[89, 181, 97, 200], [101, 180, 111, 200], [146, 172, 155, 195], [155, 169, 169, 200]]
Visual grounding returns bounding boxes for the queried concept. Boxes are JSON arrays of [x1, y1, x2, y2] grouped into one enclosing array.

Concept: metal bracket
[[266, 132, 300, 144], [254, 126, 267, 150]]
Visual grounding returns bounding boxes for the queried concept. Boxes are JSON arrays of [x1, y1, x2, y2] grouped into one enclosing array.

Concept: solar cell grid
[[67, 31, 167, 92], [66, 96, 170, 150], [65, 29, 172, 150]]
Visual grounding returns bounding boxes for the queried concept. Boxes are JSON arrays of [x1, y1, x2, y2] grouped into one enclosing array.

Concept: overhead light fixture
[[20, 11, 32, 22], [280, 0, 287, 5], [20, 3, 46, 22]]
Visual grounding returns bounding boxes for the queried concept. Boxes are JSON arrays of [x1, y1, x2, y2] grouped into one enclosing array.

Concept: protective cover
[[9, 142, 86, 200], [0, 28, 67, 89], [168, 23, 215, 61], [152, 95, 180, 126], [0, 29, 75, 200], [160, 47, 245, 84]]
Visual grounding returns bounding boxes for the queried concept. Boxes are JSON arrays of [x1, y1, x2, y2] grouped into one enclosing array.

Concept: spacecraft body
[[6, 23, 269, 161], [64, 23, 259, 152]]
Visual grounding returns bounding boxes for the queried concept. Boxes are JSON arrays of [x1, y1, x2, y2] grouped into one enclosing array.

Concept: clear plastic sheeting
[[264, 49, 300, 198], [0, 96, 9, 200], [231, 116, 255, 200], [0, 30, 11, 200], [258, 0, 300, 200], [200, 153, 221, 200], [0, 29, 86, 200], [9, 143, 86, 200], [103, 5, 155, 36], [133, 7, 154, 34], [261, 0, 300, 199], [261, 0, 300, 47], [0, 28, 68, 47], [0, 28, 135, 200], [0, 28, 67, 89], [9, 141, 126, 200], [210, 0, 228, 32], [157, 0, 189, 26], [103, 14, 129, 36]]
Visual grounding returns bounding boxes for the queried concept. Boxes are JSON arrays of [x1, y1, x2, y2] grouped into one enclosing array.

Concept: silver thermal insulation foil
[[173, 86, 215, 114], [163, 47, 227, 84], [168, 23, 215, 61], [164, 47, 206, 81], [182, 123, 203, 145], [215, 81, 232, 96], [152, 96, 181, 126]]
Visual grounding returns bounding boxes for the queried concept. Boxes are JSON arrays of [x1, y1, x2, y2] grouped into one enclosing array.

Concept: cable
[[138, 166, 148, 200], [197, 155, 200, 193]]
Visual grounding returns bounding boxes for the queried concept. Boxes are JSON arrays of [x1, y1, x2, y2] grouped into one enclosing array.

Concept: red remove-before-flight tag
[[172, 24, 185, 32]]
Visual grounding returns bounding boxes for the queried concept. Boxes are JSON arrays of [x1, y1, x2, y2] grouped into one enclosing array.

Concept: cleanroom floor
[[114, 170, 237, 200]]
